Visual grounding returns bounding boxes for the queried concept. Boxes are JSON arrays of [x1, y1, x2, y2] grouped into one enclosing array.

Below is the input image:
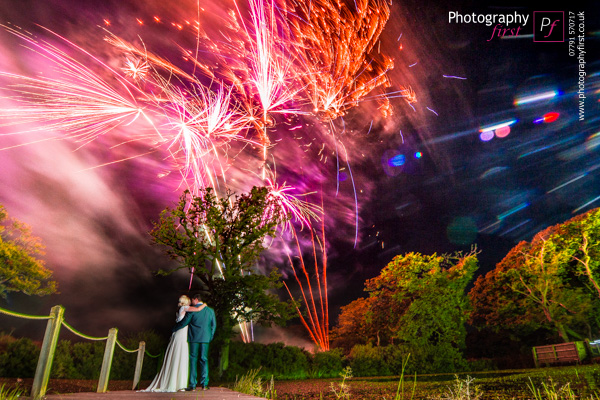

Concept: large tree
[[553, 208, 600, 300], [333, 249, 478, 372], [0, 205, 57, 298], [470, 209, 600, 343], [150, 187, 293, 375]]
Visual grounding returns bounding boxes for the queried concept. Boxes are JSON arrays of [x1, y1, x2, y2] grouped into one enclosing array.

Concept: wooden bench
[[532, 342, 587, 367]]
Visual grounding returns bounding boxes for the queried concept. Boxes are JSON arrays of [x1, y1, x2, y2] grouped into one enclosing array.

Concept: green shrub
[[222, 341, 311, 381], [0, 337, 39, 377], [348, 343, 389, 376], [310, 349, 344, 378], [347, 343, 469, 377], [52, 340, 78, 378], [113, 330, 165, 381], [222, 342, 345, 380], [71, 341, 104, 379], [404, 342, 468, 374]]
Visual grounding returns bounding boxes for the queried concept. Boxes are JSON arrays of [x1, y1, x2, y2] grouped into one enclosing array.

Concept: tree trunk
[[214, 312, 233, 378], [555, 322, 570, 343], [217, 337, 230, 378]]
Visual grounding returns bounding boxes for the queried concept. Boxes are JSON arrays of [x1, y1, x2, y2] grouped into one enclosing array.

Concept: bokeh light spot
[[480, 131, 494, 141], [382, 150, 404, 176], [586, 132, 600, 152], [543, 112, 559, 123], [446, 216, 478, 245], [514, 90, 558, 106], [414, 151, 422, 159], [388, 154, 405, 166], [494, 126, 511, 138]]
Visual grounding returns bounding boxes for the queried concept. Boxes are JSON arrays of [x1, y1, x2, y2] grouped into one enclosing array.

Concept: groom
[[173, 293, 217, 391]]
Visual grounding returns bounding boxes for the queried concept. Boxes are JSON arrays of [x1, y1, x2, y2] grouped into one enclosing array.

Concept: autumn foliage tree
[[470, 208, 600, 343], [0, 205, 57, 298], [330, 296, 374, 351], [332, 249, 479, 371]]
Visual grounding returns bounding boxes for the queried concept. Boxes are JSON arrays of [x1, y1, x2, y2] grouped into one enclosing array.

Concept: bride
[[141, 295, 205, 392]]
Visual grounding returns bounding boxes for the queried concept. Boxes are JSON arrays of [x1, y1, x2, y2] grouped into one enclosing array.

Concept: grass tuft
[[528, 377, 578, 400], [0, 383, 23, 400], [435, 375, 482, 400], [330, 366, 353, 400], [232, 367, 277, 399]]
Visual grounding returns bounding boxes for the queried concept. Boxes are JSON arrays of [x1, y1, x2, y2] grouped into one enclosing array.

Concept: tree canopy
[[469, 208, 600, 342], [332, 249, 478, 371], [0, 205, 57, 298]]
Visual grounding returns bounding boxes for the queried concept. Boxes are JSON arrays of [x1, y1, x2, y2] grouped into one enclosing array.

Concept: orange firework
[[283, 216, 330, 351], [284, 0, 394, 120]]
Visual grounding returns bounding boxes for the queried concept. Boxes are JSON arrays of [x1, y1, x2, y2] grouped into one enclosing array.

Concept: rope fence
[[0, 307, 52, 320], [61, 320, 109, 341], [116, 339, 138, 353], [145, 349, 161, 358], [0, 304, 157, 399]]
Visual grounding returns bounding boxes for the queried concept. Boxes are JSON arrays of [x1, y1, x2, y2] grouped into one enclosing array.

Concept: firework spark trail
[[207, 0, 306, 179], [279, 0, 395, 247], [159, 81, 253, 190], [0, 25, 257, 193], [284, 223, 329, 351], [0, 25, 146, 147], [264, 167, 322, 232], [1, 0, 398, 215]]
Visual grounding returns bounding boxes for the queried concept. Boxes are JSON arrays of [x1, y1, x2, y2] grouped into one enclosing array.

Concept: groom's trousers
[[189, 342, 210, 388]]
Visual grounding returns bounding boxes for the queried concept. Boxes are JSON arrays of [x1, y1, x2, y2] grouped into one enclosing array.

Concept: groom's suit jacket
[[172, 304, 217, 343]]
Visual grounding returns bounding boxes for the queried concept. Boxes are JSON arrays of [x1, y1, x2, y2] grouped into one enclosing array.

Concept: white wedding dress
[[141, 306, 189, 392]]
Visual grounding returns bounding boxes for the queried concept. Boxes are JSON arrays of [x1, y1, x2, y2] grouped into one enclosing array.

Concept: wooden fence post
[[132, 341, 145, 390], [97, 328, 118, 393], [31, 305, 64, 400]]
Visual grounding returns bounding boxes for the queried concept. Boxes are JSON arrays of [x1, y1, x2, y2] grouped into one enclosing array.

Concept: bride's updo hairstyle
[[178, 295, 191, 307]]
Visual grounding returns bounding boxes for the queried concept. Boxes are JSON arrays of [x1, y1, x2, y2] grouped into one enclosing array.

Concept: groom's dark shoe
[[184, 387, 196, 392]]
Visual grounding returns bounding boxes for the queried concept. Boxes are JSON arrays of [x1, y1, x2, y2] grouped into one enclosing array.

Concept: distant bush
[[0, 337, 39, 377], [0, 333, 345, 382], [0, 331, 165, 381], [51, 341, 78, 378], [405, 342, 468, 374], [110, 331, 166, 381], [310, 348, 344, 378], [220, 342, 345, 381], [347, 343, 469, 376], [223, 341, 309, 380], [348, 343, 391, 376], [467, 358, 497, 372]]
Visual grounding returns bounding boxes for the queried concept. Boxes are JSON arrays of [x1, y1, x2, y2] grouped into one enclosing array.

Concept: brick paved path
[[31, 387, 266, 400]]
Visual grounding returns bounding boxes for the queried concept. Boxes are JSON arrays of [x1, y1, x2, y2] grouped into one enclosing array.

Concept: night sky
[[0, 0, 598, 349]]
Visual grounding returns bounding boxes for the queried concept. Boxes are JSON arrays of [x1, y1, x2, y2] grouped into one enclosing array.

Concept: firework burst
[[284, 0, 394, 120], [0, 0, 399, 347]]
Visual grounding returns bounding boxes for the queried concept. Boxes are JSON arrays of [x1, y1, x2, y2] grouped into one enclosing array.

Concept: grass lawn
[[0, 365, 598, 399], [272, 365, 600, 399]]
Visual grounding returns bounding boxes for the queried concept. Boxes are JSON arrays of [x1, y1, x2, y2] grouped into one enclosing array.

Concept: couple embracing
[[143, 293, 216, 392]]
